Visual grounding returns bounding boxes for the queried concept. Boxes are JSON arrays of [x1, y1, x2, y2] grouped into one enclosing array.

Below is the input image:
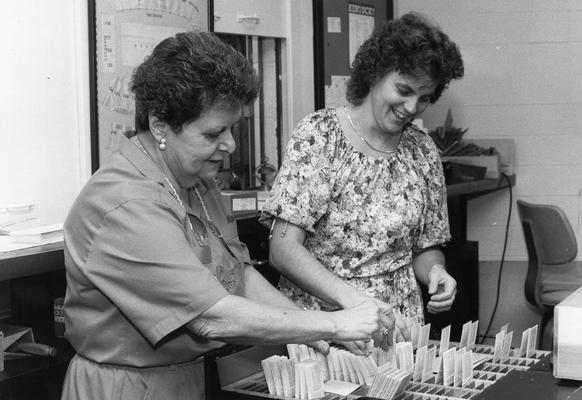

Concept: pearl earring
[[159, 137, 167, 151]]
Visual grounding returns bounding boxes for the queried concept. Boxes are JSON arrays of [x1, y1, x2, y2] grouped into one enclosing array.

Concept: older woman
[[61, 32, 393, 400], [262, 13, 464, 340]]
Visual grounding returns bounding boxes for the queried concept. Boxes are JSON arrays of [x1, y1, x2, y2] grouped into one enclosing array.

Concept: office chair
[[517, 200, 582, 348]]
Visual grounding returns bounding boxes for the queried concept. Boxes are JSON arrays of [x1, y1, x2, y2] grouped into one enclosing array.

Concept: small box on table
[[442, 155, 500, 179], [220, 190, 259, 216]]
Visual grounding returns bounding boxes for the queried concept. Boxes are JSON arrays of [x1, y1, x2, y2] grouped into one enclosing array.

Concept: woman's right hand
[[332, 300, 394, 351]]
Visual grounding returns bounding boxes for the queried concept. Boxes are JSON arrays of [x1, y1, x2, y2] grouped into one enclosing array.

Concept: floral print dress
[[261, 107, 450, 319]]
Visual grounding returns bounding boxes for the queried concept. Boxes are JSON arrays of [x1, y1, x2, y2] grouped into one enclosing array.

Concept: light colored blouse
[[261, 107, 450, 314]]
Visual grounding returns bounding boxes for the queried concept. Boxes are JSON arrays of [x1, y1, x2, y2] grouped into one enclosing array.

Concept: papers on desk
[[0, 223, 63, 253]]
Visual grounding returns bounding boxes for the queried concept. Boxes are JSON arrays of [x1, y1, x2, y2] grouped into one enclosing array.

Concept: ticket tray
[[206, 342, 553, 400]]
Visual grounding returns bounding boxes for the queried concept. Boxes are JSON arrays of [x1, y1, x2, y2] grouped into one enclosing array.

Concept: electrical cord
[[480, 173, 513, 344]]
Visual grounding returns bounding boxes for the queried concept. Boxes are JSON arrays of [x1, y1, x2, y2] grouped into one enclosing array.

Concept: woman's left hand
[[426, 265, 457, 314]]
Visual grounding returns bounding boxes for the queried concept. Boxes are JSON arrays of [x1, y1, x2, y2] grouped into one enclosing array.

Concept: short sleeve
[[412, 137, 451, 252], [261, 112, 336, 233], [84, 198, 228, 345]]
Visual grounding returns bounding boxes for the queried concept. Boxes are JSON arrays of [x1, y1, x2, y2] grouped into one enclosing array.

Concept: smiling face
[[156, 105, 241, 187], [369, 70, 438, 135]]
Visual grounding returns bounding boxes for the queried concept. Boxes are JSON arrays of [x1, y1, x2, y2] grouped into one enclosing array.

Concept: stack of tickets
[[458, 320, 480, 351], [367, 363, 412, 400], [261, 319, 504, 399], [412, 345, 437, 383], [517, 325, 538, 358], [261, 355, 296, 397], [261, 354, 325, 399], [287, 344, 329, 382], [437, 346, 474, 388], [394, 341, 414, 373], [369, 345, 394, 367], [408, 319, 431, 350], [295, 360, 324, 399], [263, 343, 385, 399], [325, 346, 377, 386]]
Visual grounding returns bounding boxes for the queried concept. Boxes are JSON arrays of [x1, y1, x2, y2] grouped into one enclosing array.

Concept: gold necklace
[[344, 106, 394, 155]]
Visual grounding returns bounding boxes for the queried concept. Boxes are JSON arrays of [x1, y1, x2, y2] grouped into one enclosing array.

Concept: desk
[[0, 242, 70, 399], [0, 242, 63, 281]]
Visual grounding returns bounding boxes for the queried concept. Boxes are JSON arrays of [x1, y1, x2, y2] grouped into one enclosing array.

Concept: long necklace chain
[[136, 137, 230, 248], [344, 106, 394, 155], [134, 137, 203, 237]]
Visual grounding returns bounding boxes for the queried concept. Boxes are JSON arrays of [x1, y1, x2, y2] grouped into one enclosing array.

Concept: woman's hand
[[307, 340, 330, 355], [426, 265, 457, 313], [332, 300, 394, 351], [333, 339, 371, 356]]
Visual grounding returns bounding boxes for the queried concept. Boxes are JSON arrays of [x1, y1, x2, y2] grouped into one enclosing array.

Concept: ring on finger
[[382, 328, 390, 336]]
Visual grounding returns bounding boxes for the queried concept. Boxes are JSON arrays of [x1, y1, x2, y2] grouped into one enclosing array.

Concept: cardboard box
[[443, 161, 487, 184], [554, 286, 582, 380], [442, 155, 500, 179]]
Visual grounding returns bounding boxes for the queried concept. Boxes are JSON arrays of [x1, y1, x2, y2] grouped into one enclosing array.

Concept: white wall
[[395, 0, 582, 261], [0, 2, 91, 228]]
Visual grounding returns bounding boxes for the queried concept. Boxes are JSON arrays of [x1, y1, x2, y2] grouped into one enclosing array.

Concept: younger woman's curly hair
[[131, 31, 260, 133], [346, 12, 464, 105]]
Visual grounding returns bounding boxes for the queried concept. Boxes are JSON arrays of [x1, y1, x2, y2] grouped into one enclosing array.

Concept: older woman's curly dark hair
[[346, 12, 464, 105], [131, 31, 260, 132]]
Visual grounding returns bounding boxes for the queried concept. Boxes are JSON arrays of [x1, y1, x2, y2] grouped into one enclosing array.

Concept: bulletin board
[[91, 0, 209, 167], [313, 0, 393, 109]]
